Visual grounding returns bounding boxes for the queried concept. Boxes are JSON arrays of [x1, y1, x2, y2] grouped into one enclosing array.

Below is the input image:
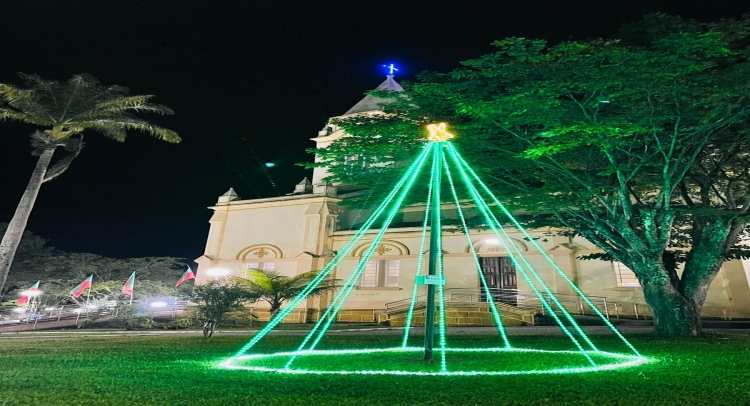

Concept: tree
[[0, 222, 188, 305], [191, 280, 257, 338], [0, 223, 60, 295], [229, 269, 341, 318], [0, 73, 180, 295], [314, 15, 750, 337]]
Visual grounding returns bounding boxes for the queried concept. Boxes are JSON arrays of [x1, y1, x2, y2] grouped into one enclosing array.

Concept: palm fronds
[[229, 270, 342, 314], [0, 73, 180, 142]]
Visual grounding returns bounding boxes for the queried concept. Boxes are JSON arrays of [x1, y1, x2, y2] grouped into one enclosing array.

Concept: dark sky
[[0, 1, 747, 262]]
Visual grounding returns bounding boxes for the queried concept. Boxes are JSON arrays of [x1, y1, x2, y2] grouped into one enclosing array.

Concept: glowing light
[[264, 162, 276, 168], [447, 143, 641, 357], [425, 123, 455, 142], [225, 128, 644, 376], [445, 146, 598, 365], [382, 63, 399, 76], [286, 143, 434, 367], [443, 155, 510, 348], [221, 347, 649, 376], [401, 147, 435, 348], [232, 145, 433, 358], [150, 301, 168, 308], [206, 268, 231, 277]]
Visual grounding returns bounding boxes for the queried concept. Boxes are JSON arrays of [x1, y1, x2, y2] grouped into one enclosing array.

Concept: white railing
[[384, 288, 652, 320]]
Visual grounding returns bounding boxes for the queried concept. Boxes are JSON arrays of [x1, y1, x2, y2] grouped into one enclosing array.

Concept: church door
[[480, 257, 518, 306]]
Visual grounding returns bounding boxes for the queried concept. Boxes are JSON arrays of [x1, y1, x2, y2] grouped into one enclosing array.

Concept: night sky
[[0, 1, 747, 263]]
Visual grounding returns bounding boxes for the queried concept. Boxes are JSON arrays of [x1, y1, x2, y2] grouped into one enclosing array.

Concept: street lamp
[[21, 289, 44, 312]]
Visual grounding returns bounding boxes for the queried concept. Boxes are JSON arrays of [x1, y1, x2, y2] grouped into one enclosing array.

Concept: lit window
[[344, 155, 368, 168], [362, 260, 399, 288], [613, 262, 640, 287]]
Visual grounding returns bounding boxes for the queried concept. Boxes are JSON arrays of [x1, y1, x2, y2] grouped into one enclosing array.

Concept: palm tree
[[0, 73, 180, 296], [229, 269, 341, 318]]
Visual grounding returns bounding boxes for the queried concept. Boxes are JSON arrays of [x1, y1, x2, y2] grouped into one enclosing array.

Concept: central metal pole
[[424, 143, 443, 361]]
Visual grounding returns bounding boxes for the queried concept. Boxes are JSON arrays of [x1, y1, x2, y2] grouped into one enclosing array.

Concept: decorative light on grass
[[222, 347, 648, 376], [223, 123, 646, 375]]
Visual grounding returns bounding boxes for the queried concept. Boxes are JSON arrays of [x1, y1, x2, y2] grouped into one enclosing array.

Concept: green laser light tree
[[222, 123, 646, 376], [423, 123, 454, 361]]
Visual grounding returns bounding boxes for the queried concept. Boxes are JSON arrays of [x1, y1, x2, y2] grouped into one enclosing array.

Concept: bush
[[116, 303, 157, 330], [221, 307, 259, 328], [162, 316, 197, 330]]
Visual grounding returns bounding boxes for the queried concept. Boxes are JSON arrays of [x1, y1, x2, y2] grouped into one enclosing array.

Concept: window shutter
[[385, 260, 400, 287], [362, 261, 378, 287]]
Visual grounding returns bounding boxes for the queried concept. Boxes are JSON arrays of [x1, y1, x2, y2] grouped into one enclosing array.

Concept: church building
[[195, 75, 750, 324]]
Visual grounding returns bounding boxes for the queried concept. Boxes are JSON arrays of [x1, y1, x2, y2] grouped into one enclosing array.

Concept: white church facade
[[195, 76, 750, 324]]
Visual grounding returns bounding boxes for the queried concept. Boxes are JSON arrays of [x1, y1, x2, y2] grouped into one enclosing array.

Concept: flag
[[70, 275, 93, 298], [17, 281, 40, 305], [122, 272, 136, 295], [175, 266, 195, 287]]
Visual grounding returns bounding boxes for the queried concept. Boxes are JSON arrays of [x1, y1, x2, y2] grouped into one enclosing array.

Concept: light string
[[401, 145, 435, 348], [223, 347, 647, 376], [442, 153, 510, 347], [226, 134, 645, 375], [433, 143, 448, 372], [284, 143, 434, 368], [231, 145, 433, 358], [448, 144, 641, 357], [445, 146, 597, 366]]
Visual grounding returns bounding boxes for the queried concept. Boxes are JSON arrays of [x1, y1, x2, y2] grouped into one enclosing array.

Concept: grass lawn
[[1, 333, 749, 405]]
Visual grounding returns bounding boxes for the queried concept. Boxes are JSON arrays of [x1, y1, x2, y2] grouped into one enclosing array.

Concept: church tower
[[310, 75, 404, 187]]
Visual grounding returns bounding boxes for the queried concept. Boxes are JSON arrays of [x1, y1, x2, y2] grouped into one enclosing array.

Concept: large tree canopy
[[313, 14, 750, 336]]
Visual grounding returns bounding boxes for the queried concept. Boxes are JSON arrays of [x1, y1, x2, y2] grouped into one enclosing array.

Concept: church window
[[613, 262, 640, 287], [362, 260, 400, 288], [344, 154, 369, 168]]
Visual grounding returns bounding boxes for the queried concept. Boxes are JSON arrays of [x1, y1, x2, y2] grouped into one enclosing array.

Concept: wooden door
[[480, 257, 518, 306]]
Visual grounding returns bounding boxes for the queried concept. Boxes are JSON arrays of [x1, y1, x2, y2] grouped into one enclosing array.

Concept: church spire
[[343, 72, 404, 115]]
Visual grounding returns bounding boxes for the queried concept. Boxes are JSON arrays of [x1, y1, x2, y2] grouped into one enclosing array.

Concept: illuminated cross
[[426, 123, 455, 142], [382, 63, 399, 76]]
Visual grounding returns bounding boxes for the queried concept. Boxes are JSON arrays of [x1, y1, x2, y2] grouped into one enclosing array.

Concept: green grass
[[1, 334, 749, 405]]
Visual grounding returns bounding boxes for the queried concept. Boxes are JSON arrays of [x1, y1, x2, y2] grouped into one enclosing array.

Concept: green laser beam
[[448, 144, 641, 357], [285, 143, 435, 368], [231, 145, 433, 358], [442, 153, 510, 348], [401, 146, 435, 348], [445, 146, 597, 366]]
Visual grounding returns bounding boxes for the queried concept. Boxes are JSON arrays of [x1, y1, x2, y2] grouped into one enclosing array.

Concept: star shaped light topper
[[426, 122, 455, 142]]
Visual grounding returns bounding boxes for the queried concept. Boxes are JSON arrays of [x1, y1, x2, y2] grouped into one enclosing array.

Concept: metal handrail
[[384, 287, 651, 320], [0, 299, 190, 330]]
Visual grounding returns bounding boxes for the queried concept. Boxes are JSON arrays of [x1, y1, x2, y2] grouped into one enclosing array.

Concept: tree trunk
[[0, 147, 56, 297], [270, 305, 280, 319], [677, 217, 745, 334], [203, 321, 216, 338], [641, 278, 700, 337]]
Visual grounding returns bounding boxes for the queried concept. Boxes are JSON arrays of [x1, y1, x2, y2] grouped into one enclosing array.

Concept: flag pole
[[129, 291, 133, 306], [85, 284, 91, 316]]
